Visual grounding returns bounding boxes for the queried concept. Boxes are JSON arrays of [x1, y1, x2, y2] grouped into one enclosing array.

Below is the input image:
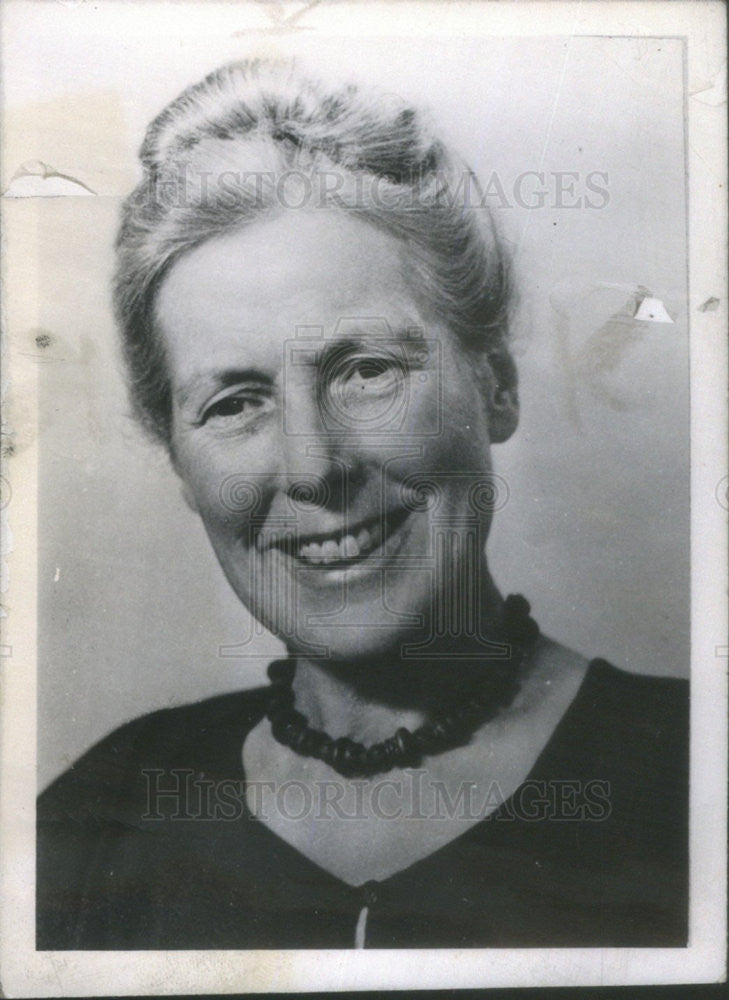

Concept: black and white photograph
[[0, 0, 726, 994]]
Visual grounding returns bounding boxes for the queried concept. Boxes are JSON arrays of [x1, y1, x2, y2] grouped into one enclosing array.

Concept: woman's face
[[157, 209, 516, 661]]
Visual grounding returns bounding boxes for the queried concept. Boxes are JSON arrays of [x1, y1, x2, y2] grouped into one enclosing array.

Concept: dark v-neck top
[[37, 660, 688, 950]]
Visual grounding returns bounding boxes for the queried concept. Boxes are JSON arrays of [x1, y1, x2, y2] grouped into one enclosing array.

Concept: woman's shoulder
[[538, 639, 688, 728], [580, 657, 688, 728], [38, 685, 270, 816], [522, 641, 688, 796], [542, 655, 689, 792]]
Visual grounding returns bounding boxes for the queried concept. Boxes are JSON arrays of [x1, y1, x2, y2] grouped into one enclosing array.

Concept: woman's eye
[[353, 358, 391, 381], [202, 393, 271, 425], [340, 355, 406, 394]]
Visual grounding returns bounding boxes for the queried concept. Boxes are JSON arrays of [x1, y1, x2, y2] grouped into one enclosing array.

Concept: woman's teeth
[[298, 524, 378, 565]]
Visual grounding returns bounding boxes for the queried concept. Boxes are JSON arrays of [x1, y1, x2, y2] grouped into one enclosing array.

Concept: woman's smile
[[254, 506, 411, 566], [253, 505, 421, 597]]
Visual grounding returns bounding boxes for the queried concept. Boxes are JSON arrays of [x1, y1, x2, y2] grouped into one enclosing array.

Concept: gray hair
[[114, 59, 517, 446]]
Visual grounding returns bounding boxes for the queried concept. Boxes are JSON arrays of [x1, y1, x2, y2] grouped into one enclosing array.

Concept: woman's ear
[[481, 345, 519, 443], [487, 384, 519, 443]]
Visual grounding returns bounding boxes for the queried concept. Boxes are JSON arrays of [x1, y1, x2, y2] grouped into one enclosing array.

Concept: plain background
[[2, 17, 688, 789]]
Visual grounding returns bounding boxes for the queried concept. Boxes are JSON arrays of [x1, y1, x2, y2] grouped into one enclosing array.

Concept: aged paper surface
[[1, 0, 726, 993]]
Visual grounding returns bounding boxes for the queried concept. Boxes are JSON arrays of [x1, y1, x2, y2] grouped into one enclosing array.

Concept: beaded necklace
[[266, 594, 540, 778]]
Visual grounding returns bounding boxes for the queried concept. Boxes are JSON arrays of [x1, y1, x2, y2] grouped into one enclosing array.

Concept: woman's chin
[[282, 622, 425, 666]]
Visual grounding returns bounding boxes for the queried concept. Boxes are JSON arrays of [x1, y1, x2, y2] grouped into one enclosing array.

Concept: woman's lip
[[255, 509, 406, 554], [263, 507, 416, 581]]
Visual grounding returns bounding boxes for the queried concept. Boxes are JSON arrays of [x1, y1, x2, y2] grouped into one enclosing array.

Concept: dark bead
[[270, 715, 290, 741], [267, 690, 294, 717], [380, 736, 402, 762], [294, 729, 319, 756], [267, 659, 295, 685], [503, 593, 540, 645], [307, 731, 330, 759], [278, 722, 304, 747], [289, 726, 317, 752], [269, 708, 289, 730], [503, 593, 530, 623], [365, 743, 390, 771], [331, 737, 361, 773], [274, 708, 304, 732], [393, 727, 420, 765], [347, 747, 369, 777], [411, 725, 430, 748], [415, 720, 434, 740], [428, 720, 452, 743], [394, 727, 411, 753], [438, 713, 458, 734]]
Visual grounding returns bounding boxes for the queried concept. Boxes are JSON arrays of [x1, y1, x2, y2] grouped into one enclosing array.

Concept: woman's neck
[[289, 579, 510, 744]]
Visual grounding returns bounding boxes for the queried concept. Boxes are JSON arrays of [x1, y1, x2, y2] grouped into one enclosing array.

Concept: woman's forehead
[[155, 209, 436, 374]]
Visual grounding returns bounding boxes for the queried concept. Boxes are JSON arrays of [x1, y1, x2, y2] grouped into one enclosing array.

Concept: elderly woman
[[37, 60, 687, 950]]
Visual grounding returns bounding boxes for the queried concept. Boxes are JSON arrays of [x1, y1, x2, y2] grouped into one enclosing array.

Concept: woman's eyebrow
[[319, 327, 421, 356], [176, 369, 272, 408]]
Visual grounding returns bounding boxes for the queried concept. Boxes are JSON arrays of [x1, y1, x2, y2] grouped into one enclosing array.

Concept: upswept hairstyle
[[114, 59, 517, 446]]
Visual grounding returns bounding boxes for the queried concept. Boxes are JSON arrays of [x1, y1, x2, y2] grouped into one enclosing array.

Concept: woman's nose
[[276, 385, 348, 506]]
